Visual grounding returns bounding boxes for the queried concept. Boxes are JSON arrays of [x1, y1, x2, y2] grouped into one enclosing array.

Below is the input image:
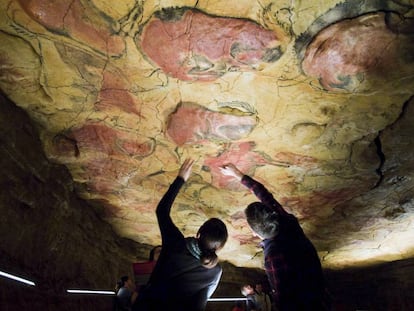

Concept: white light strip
[[0, 270, 35, 286], [208, 297, 247, 302], [67, 289, 115, 295]]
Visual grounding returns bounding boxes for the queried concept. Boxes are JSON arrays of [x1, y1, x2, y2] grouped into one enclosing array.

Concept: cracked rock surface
[[0, 0, 413, 271]]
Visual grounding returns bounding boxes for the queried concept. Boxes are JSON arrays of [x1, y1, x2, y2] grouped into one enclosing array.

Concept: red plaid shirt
[[241, 175, 329, 311]]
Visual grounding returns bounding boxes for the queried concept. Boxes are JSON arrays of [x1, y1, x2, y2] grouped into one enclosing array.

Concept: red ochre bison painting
[[166, 102, 257, 146], [302, 12, 414, 91], [138, 7, 285, 81], [18, 0, 125, 56]]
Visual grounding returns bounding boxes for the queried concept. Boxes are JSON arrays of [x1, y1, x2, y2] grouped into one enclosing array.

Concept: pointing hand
[[219, 163, 243, 181], [178, 158, 194, 182]]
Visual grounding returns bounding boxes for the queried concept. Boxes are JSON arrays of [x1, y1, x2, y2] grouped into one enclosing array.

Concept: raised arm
[[178, 158, 194, 182], [219, 164, 288, 216], [156, 159, 194, 245]]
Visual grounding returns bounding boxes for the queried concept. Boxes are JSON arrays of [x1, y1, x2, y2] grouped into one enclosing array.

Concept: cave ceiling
[[1, 0, 414, 270]]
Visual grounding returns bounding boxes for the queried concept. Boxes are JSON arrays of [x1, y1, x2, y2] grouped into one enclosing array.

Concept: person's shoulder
[[278, 212, 300, 229], [207, 262, 223, 276], [117, 287, 131, 298]]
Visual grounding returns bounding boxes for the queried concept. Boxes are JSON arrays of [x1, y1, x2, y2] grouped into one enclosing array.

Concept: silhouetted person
[[115, 275, 137, 311], [134, 158, 228, 311], [220, 164, 330, 311], [255, 282, 272, 311], [241, 284, 259, 311]]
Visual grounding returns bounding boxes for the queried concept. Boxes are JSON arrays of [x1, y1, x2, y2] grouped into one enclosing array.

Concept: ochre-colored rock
[[166, 102, 257, 145], [138, 7, 285, 81], [302, 12, 414, 92], [1, 0, 414, 278]]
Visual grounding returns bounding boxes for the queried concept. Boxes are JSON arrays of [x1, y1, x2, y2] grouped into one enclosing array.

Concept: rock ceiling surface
[[1, 0, 414, 269]]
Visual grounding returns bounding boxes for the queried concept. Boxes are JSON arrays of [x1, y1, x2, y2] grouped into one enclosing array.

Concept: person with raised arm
[[219, 164, 330, 311], [134, 159, 228, 311]]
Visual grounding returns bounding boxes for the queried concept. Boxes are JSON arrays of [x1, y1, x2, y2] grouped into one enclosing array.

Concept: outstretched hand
[[178, 158, 194, 182], [219, 163, 244, 181]]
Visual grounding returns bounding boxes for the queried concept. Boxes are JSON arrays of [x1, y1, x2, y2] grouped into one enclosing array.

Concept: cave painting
[[67, 123, 155, 158], [18, 0, 124, 55], [52, 123, 155, 192], [138, 7, 285, 81], [302, 12, 414, 91], [98, 70, 142, 116], [166, 102, 257, 146], [81, 158, 137, 193], [203, 141, 282, 191], [203, 145, 322, 193], [2, 0, 414, 271]]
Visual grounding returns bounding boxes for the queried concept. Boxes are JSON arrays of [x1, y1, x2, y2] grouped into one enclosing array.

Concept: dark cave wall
[[325, 259, 414, 311], [0, 91, 142, 310]]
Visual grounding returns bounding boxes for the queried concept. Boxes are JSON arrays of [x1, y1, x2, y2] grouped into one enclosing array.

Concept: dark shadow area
[[325, 257, 414, 311]]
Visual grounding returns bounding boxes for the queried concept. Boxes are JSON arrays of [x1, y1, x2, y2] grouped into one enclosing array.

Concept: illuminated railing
[[1, 269, 246, 301], [208, 297, 247, 301], [0, 270, 35, 286], [67, 289, 115, 295]]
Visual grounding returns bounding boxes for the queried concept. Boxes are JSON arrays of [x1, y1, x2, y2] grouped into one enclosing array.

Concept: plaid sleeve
[[264, 252, 290, 309], [241, 175, 288, 215]]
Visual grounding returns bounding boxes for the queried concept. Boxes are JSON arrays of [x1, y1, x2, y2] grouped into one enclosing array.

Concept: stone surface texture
[[1, 0, 414, 276]]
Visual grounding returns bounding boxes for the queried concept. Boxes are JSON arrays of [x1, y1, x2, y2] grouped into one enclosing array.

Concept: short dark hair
[[115, 275, 130, 292], [121, 275, 129, 284], [245, 202, 279, 239], [241, 284, 254, 296]]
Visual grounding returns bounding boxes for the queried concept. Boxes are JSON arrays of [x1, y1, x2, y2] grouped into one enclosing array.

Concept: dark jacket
[[242, 175, 330, 311], [133, 177, 222, 311]]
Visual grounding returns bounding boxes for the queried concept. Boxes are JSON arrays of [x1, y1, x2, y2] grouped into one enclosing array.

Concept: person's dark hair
[[115, 275, 129, 293], [149, 245, 162, 261], [245, 202, 279, 239], [197, 218, 228, 269], [240, 284, 254, 296]]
